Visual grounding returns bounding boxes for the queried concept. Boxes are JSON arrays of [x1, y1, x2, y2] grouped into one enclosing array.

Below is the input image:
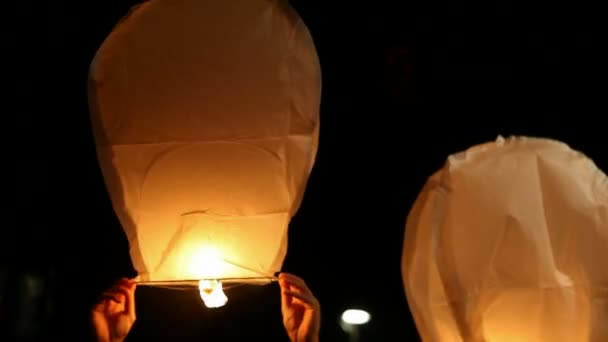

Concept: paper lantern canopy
[[402, 136, 608, 341], [89, 0, 320, 307]]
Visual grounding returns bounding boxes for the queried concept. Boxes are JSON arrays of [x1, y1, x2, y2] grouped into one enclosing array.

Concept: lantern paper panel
[[402, 136, 608, 342], [89, 0, 321, 285]]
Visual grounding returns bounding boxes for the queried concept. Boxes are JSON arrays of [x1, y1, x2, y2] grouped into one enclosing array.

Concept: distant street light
[[341, 309, 371, 325], [340, 309, 371, 342]]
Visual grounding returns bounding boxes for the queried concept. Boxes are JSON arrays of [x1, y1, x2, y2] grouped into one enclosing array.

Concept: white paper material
[[402, 136, 608, 342], [89, 0, 320, 284]]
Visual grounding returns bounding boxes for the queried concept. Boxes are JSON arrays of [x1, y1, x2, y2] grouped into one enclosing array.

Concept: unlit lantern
[[89, 0, 320, 307], [402, 136, 608, 341]]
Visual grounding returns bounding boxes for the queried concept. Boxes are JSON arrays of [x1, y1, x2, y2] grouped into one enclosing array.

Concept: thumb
[[279, 279, 291, 311]]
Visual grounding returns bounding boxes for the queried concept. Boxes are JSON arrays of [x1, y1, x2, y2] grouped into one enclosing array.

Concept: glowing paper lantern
[[402, 136, 608, 341], [89, 0, 320, 307]]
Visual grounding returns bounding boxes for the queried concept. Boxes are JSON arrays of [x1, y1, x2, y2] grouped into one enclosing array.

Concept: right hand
[[279, 273, 321, 342]]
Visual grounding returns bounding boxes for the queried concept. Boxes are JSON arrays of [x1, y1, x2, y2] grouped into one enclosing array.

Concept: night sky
[[2, 1, 605, 341]]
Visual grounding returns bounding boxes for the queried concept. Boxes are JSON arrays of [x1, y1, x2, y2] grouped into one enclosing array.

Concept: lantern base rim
[[135, 276, 277, 289]]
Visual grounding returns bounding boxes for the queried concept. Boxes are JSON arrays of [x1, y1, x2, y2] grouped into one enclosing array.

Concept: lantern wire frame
[[137, 277, 278, 291]]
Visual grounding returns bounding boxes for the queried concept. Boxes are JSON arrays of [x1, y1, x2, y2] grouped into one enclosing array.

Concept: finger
[[112, 283, 134, 298], [116, 277, 134, 286], [124, 282, 136, 319], [279, 273, 312, 295], [107, 298, 122, 315], [112, 282, 136, 317], [93, 301, 107, 313], [102, 278, 133, 300], [283, 290, 318, 309], [279, 279, 293, 311], [279, 273, 308, 289], [278, 277, 292, 292], [100, 288, 129, 316], [101, 291, 124, 303], [108, 278, 134, 292], [283, 290, 318, 310]]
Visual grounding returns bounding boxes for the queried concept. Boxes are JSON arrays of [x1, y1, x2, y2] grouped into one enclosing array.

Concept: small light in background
[[341, 309, 371, 325], [340, 309, 371, 342]]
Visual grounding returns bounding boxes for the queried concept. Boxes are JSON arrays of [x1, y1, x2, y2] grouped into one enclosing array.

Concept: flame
[[198, 279, 228, 308], [188, 246, 224, 279], [187, 246, 228, 308]]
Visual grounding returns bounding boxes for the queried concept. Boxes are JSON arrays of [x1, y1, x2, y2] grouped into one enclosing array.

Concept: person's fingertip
[[115, 285, 128, 293]]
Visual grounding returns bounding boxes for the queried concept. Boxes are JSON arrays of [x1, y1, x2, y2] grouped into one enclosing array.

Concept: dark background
[[1, 0, 605, 341]]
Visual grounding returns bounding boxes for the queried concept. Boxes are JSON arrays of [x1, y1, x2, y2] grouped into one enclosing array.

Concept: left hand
[[279, 273, 321, 342], [91, 278, 137, 342]]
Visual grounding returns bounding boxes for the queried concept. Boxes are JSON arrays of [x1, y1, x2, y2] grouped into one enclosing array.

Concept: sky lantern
[[89, 0, 320, 308], [402, 136, 608, 341]]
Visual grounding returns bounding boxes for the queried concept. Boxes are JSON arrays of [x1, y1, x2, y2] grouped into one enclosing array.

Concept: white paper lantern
[[89, 0, 320, 307], [402, 136, 608, 341]]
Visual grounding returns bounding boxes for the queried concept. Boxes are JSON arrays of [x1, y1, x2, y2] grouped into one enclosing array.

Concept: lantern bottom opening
[[135, 276, 277, 289]]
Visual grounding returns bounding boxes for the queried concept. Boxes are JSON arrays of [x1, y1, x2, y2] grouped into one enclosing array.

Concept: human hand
[[279, 273, 320, 342], [92, 278, 136, 342]]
